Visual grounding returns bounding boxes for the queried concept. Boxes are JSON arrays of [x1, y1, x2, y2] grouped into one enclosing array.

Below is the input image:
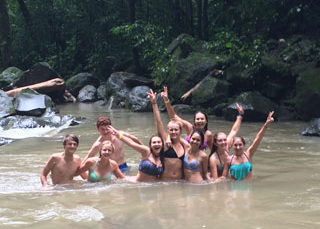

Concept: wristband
[[237, 113, 244, 118], [115, 132, 120, 137], [164, 99, 170, 104], [119, 133, 123, 140]]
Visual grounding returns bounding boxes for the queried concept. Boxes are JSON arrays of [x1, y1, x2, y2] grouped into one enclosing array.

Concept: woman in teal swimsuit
[[208, 103, 244, 181], [77, 141, 125, 182], [222, 111, 274, 181], [183, 129, 210, 183], [107, 126, 164, 182]]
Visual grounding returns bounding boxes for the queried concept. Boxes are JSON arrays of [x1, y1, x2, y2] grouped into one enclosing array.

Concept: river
[[0, 103, 319, 229]]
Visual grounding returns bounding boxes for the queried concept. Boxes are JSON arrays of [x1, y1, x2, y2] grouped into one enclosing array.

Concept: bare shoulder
[[200, 150, 208, 159], [109, 159, 120, 170], [205, 130, 213, 137]]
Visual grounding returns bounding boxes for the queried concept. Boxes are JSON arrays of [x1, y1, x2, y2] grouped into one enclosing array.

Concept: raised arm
[[147, 89, 168, 144], [247, 111, 274, 159], [76, 158, 95, 176], [161, 86, 193, 135], [227, 103, 244, 149], [82, 142, 100, 165], [107, 126, 150, 159]]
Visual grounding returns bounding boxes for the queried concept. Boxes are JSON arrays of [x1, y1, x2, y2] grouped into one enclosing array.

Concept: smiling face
[[64, 139, 78, 155], [190, 132, 202, 149], [167, 121, 181, 140], [214, 132, 228, 150], [232, 137, 245, 155], [194, 112, 207, 130], [99, 141, 114, 159], [97, 125, 110, 136], [149, 136, 163, 156]]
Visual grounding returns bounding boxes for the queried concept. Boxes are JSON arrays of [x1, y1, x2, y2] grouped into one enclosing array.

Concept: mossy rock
[[0, 67, 24, 90], [165, 52, 221, 99], [295, 65, 320, 120]]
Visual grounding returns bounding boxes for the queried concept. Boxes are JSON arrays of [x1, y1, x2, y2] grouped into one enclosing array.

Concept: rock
[[165, 52, 221, 99], [107, 72, 130, 101], [128, 86, 151, 111], [0, 67, 24, 90], [300, 118, 320, 136], [172, 104, 196, 115], [191, 77, 230, 107], [212, 103, 229, 117], [66, 72, 100, 97], [120, 72, 153, 87], [77, 85, 97, 102], [14, 62, 61, 88], [97, 85, 106, 100], [0, 90, 14, 118], [94, 100, 106, 106], [12, 88, 53, 117], [224, 92, 294, 121]]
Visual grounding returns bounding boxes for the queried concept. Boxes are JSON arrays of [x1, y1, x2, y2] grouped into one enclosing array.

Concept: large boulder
[[0, 90, 14, 118], [224, 92, 294, 121], [66, 72, 100, 97], [172, 104, 197, 115], [190, 77, 230, 107], [12, 88, 53, 117], [294, 62, 320, 120], [107, 72, 154, 111], [164, 52, 221, 99], [128, 86, 151, 111], [13, 62, 61, 88], [300, 118, 320, 136], [97, 85, 106, 100], [0, 67, 24, 90], [77, 85, 97, 102]]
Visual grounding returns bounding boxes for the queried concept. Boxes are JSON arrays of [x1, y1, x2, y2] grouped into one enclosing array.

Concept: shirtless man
[[40, 134, 81, 187], [82, 116, 141, 173]]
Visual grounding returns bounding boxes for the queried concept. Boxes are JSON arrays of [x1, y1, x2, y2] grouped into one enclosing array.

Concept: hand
[[106, 125, 117, 135], [166, 134, 172, 148], [160, 86, 169, 101], [266, 111, 274, 124], [147, 89, 157, 104], [236, 103, 244, 115]]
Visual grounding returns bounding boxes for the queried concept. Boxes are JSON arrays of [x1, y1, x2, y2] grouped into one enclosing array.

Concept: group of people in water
[[40, 87, 274, 187]]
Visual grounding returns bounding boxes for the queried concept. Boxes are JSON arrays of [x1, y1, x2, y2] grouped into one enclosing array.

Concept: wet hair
[[167, 120, 183, 132], [98, 141, 115, 157], [209, 132, 225, 159], [96, 116, 111, 128], [193, 111, 208, 131], [63, 134, 79, 146], [190, 129, 204, 147], [233, 136, 246, 145], [149, 134, 165, 171]]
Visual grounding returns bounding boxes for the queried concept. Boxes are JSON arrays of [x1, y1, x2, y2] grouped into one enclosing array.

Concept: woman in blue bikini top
[[222, 111, 274, 181], [107, 126, 165, 182], [183, 129, 210, 183], [77, 141, 125, 182]]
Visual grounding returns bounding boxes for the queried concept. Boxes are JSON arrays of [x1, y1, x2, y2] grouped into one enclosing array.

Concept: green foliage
[[204, 32, 266, 69], [110, 20, 169, 73]]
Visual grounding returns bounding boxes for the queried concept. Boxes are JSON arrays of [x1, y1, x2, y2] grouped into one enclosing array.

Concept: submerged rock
[[300, 118, 320, 136]]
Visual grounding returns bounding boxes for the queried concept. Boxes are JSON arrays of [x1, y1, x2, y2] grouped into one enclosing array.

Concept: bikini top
[[88, 160, 112, 182], [229, 152, 252, 181], [138, 158, 164, 177], [161, 147, 184, 160], [183, 155, 201, 172], [216, 153, 224, 177]]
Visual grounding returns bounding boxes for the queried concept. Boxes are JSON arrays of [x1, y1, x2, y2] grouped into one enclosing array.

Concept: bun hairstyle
[[63, 134, 79, 146], [99, 141, 115, 157]]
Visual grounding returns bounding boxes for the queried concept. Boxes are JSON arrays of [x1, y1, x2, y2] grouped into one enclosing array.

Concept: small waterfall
[[106, 96, 114, 111]]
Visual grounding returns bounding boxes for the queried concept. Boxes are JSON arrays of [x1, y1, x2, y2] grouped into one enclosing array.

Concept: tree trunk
[[0, 0, 13, 67], [128, 0, 143, 73], [197, 0, 203, 39], [186, 0, 194, 36], [17, 0, 41, 54], [203, 0, 209, 40]]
